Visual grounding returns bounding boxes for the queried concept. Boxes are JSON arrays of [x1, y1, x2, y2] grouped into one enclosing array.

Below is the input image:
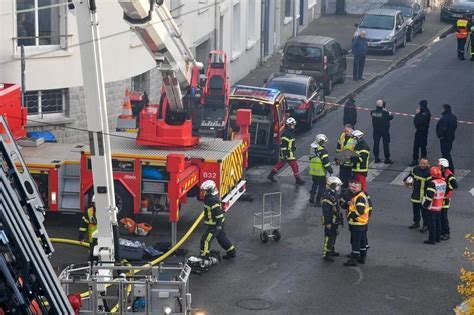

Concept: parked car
[[355, 9, 408, 55], [440, 0, 474, 23], [280, 35, 348, 95], [264, 73, 325, 130], [381, 0, 425, 41]]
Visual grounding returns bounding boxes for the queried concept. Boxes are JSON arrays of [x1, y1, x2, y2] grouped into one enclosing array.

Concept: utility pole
[[292, 0, 298, 37]]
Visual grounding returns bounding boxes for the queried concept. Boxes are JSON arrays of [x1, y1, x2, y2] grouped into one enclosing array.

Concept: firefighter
[[344, 180, 370, 267], [438, 158, 458, 241], [470, 26, 474, 61], [78, 195, 97, 262], [309, 134, 333, 206], [335, 124, 356, 189], [455, 17, 469, 60], [350, 130, 370, 193], [199, 180, 236, 260], [404, 158, 431, 232], [422, 167, 446, 245], [321, 176, 344, 262], [267, 117, 305, 185]]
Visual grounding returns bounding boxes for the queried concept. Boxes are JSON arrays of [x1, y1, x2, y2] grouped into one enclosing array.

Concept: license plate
[[368, 42, 378, 47], [452, 14, 463, 18], [287, 69, 302, 74]]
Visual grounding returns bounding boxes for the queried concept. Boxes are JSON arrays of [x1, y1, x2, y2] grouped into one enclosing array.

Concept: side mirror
[[342, 48, 349, 55], [263, 78, 268, 84]]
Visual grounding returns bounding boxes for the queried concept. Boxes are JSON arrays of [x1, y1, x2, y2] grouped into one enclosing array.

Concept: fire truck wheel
[[114, 181, 133, 219]]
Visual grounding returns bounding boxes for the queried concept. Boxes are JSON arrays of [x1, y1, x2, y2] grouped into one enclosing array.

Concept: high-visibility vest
[[85, 207, 97, 243], [309, 146, 328, 176], [336, 132, 355, 166], [456, 19, 468, 39], [347, 191, 370, 226], [428, 179, 446, 212], [442, 169, 456, 209]]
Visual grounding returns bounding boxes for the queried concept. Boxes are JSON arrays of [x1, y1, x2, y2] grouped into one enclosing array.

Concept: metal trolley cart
[[253, 192, 282, 243]]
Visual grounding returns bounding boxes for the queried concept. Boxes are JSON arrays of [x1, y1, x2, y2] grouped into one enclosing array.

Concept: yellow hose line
[[51, 212, 204, 301]]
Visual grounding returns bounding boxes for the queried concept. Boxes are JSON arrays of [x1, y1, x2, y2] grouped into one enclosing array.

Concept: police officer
[[321, 176, 344, 262], [344, 180, 370, 266], [422, 167, 446, 245], [200, 180, 236, 259], [371, 99, 394, 164], [351, 130, 370, 193], [438, 158, 458, 241], [268, 117, 305, 185], [309, 134, 333, 206], [343, 93, 357, 127], [78, 195, 98, 262], [404, 158, 431, 232], [335, 124, 355, 189], [410, 100, 431, 167], [455, 17, 469, 60], [436, 104, 457, 173]]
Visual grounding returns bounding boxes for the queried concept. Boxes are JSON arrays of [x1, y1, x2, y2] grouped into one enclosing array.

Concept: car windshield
[[382, 4, 412, 17], [285, 45, 322, 63], [229, 100, 273, 118], [266, 80, 307, 96], [360, 14, 395, 30]]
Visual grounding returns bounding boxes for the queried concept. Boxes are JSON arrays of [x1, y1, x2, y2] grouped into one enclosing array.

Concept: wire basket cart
[[253, 192, 282, 243]]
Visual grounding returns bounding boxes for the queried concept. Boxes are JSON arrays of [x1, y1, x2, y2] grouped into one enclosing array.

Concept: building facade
[[1, 0, 320, 143]]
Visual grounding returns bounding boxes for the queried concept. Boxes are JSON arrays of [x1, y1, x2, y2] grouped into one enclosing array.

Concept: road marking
[[455, 169, 471, 183], [470, 188, 474, 197], [278, 155, 309, 177], [346, 73, 376, 78], [366, 162, 390, 182], [346, 56, 393, 62], [391, 167, 412, 185], [325, 96, 337, 99], [406, 43, 421, 46]]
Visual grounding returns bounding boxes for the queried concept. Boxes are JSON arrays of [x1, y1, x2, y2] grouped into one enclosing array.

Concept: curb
[[324, 23, 453, 113]]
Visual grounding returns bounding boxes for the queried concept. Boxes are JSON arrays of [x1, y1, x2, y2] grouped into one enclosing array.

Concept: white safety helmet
[[91, 195, 96, 203], [286, 117, 297, 126], [351, 130, 364, 139], [405, 176, 414, 187], [327, 176, 343, 187], [438, 158, 449, 168], [314, 134, 328, 145], [201, 180, 218, 195]]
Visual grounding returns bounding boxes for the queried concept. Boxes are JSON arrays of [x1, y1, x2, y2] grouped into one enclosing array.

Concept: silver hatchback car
[[355, 9, 408, 55]]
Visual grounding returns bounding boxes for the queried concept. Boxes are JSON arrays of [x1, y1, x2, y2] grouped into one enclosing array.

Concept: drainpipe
[[292, 0, 298, 37], [214, 0, 219, 49], [260, 0, 264, 64]]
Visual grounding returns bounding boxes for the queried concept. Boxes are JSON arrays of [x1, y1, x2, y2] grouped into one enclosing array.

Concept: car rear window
[[265, 81, 307, 96], [360, 14, 395, 30], [285, 45, 322, 64], [229, 100, 273, 118]]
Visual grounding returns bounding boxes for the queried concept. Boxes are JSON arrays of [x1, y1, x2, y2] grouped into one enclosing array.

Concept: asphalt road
[[44, 18, 473, 315]]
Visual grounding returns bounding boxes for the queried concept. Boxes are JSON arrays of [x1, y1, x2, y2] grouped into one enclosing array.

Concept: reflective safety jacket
[[347, 191, 370, 226], [203, 194, 225, 226], [351, 139, 370, 174], [321, 189, 342, 225], [423, 179, 446, 212], [442, 168, 458, 209], [456, 18, 469, 39], [404, 166, 431, 203], [78, 207, 97, 243], [279, 128, 296, 161], [336, 132, 356, 166], [309, 145, 333, 176]]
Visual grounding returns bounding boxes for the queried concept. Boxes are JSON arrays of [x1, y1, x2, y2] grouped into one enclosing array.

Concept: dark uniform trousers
[[339, 165, 352, 189], [441, 209, 450, 235], [323, 225, 338, 257], [457, 37, 467, 58], [412, 130, 428, 161], [440, 139, 454, 172], [312, 176, 327, 204], [200, 224, 234, 257], [412, 202, 428, 227], [373, 130, 390, 160], [350, 225, 368, 259], [427, 210, 442, 243]]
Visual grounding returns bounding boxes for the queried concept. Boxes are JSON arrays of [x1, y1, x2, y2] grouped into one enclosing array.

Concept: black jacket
[[203, 194, 224, 226], [414, 107, 431, 132], [321, 189, 342, 226], [280, 127, 296, 160], [343, 98, 357, 126], [404, 166, 431, 203], [371, 107, 393, 132], [351, 139, 370, 174], [436, 110, 457, 142]]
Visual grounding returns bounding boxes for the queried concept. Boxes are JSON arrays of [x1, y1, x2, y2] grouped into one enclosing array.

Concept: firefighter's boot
[[295, 177, 306, 185], [267, 170, 278, 183], [222, 248, 236, 260], [309, 191, 315, 204]]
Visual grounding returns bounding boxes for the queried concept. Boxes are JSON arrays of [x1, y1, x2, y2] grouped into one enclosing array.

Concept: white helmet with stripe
[[286, 117, 297, 126], [351, 130, 364, 139], [201, 180, 218, 195], [438, 158, 449, 168]]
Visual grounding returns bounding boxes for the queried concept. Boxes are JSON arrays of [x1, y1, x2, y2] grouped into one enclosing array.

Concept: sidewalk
[[237, 8, 452, 107]]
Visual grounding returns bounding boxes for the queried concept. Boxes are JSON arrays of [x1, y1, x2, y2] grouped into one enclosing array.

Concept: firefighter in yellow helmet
[[455, 17, 470, 60]]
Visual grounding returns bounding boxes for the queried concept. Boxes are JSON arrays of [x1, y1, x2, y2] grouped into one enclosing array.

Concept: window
[[285, 0, 292, 17], [16, 0, 65, 47], [285, 45, 322, 63], [131, 73, 147, 92], [170, 0, 182, 19], [247, 0, 256, 44], [24, 89, 67, 117], [232, 3, 241, 54]]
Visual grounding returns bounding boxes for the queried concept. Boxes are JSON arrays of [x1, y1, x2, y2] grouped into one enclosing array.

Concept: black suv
[[280, 35, 348, 95]]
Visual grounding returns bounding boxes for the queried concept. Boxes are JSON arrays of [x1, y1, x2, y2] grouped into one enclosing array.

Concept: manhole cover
[[236, 298, 272, 311]]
